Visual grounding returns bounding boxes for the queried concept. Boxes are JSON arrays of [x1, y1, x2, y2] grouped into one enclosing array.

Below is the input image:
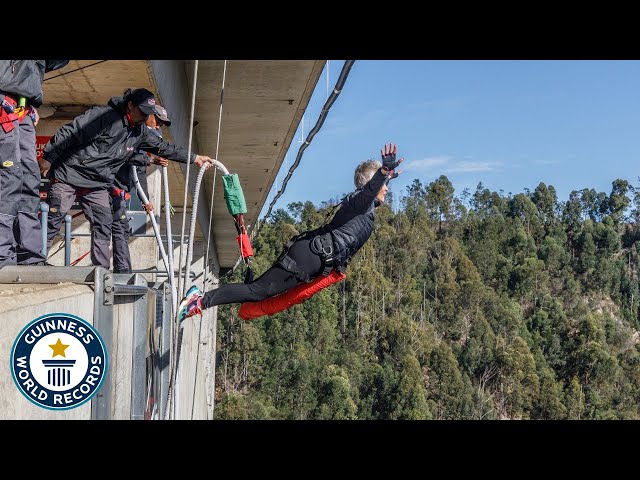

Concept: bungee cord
[[167, 60, 199, 420]]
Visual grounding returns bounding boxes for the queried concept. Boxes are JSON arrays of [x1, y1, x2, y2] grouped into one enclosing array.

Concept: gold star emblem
[[49, 338, 69, 358]]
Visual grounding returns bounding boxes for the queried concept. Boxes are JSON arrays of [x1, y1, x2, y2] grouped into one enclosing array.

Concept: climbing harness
[[0, 93, 36, 133], [274, 205, 341, 284]]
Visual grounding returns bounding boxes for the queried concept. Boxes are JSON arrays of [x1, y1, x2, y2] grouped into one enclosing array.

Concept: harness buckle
[[310, 234, 336, 276], [0, 92, 17, 114]]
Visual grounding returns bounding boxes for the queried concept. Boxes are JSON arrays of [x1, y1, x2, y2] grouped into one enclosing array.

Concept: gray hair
[[354, 159, 381, 189]]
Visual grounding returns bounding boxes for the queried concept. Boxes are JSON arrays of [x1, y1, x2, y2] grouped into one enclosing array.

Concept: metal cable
[[252, 60, 355, 241], [202, 60, 227, 292], [167, 60, 199, 420], [177, 60, 199, 301], [43, 60, 108, 82]]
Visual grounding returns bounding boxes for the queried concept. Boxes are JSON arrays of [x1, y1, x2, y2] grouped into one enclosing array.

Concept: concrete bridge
[[0, 60, 327, 419]]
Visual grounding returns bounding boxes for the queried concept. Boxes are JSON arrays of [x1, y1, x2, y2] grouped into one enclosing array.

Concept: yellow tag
[[50, 207, 57, 213], [2, 161, 13, 167]]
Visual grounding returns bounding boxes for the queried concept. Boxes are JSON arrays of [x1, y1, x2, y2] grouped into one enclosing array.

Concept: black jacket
[[114, 126, 168, 200], [313, 168, 387, 268], [43, 95, 195, 189], [0, 60, 68, 106]]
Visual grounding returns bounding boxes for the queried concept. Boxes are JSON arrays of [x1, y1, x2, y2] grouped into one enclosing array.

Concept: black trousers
[[201, 238, 322, 309], [46, 182, 113, 269], [110, 194, 131, 273], [0, 112, 46, 267]]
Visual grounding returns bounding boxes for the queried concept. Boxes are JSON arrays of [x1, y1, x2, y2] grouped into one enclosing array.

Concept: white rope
[[167, 59, 199, 420], [184, 163, 208, 286], [194, 60, 227, 419], [185, 160, 229, 286], [131, 166, 177, 315], [165, 159, 229, 420], [181, 158, 228, 420], [162, 165, 177, 314]]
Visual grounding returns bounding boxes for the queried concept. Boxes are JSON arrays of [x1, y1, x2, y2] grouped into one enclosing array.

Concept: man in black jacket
[[110, 104, 171, 274], [0, 60, 69, 268], [177, 143, 403, 321], [41, 88, 213, 269]]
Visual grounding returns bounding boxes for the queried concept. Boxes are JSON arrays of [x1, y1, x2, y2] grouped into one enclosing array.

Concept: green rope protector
[[223, 173, 247, 216]]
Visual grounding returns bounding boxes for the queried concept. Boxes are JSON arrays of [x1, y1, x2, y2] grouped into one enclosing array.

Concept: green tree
[[425, 175, 455, 232], [392, 355, 431, 420], [315, 365, 358, 419], [495, 336, 540, 419], [608, 179, 631, 225]]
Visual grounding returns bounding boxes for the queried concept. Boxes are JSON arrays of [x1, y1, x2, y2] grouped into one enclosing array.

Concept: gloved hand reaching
[[381, 143, 403, 180]]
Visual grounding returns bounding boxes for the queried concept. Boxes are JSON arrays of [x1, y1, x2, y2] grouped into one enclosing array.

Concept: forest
[[212, 175, 640, 419]]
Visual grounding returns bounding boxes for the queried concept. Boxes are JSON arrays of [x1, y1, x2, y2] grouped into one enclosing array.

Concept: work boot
[[177, 285, 203, 322]]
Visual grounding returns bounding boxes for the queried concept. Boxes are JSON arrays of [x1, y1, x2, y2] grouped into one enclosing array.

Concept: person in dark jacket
[[40, 88, 214, 269], [110, 105, 171, 274], [0, 60, 69, 268], [177, 143, 403, 321]]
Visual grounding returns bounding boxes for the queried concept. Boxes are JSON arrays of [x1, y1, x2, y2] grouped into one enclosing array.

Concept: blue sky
[[261, 60, 640, 217]]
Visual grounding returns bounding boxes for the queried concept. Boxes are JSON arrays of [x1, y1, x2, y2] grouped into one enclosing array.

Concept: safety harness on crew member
[[0, 93, 38, 133], [110, 186, 131, 201], [49, 177, 101, 200]]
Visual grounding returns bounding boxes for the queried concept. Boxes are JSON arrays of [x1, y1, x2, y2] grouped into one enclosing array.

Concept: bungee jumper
[[177, 142, 403, 322]]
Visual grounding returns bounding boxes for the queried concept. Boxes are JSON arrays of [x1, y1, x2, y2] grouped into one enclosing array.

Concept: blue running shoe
[[177, 285, 203, 322]]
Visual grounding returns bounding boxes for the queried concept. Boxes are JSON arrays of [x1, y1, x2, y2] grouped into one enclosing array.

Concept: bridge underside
[[40, 59, 326, 270]]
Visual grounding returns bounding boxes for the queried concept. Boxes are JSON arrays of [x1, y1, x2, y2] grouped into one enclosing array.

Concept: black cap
[[128, 88, 157, 115], [154, 104, 171, 126]]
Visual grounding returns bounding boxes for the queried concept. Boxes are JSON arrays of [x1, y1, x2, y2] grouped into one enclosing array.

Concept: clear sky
[[261, 60, 640, 217]]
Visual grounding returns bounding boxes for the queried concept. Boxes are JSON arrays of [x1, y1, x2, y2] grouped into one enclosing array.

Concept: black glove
[[382, 150, 400, 172]]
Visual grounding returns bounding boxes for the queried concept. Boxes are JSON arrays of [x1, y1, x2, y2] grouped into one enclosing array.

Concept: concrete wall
[[110, 297, 134, 419], [0, 283, 94, 420], [173, 296, 217, 420], [110, 282, 158, 420], [0, 270, 161, 420], [164, 241, 218, 420]]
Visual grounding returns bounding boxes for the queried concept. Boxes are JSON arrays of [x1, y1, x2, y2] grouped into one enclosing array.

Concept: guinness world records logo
[[10, 313, 108, 410]]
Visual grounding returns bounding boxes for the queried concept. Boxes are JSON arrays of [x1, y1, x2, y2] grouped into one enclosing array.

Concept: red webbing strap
[[234, 213, 253, 262]]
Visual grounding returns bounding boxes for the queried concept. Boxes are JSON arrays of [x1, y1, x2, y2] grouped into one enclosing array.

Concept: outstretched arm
[[137, 128, 214, 167], [348, 143, 404, 212]]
